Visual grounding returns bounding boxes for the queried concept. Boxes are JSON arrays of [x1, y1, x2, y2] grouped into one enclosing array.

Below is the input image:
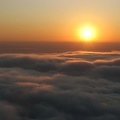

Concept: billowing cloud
[[0, 51, 120, 120]]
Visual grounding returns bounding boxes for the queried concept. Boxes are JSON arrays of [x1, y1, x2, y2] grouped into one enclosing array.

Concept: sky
[[0, 0, 120, 42], [0, 1, 120, 119]]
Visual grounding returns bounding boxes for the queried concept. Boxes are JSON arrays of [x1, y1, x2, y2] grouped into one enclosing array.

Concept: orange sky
[[0, 0, 120, 42]]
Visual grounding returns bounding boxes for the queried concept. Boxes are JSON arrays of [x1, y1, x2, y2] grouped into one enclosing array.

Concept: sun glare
[[78, 25, 96, 42]]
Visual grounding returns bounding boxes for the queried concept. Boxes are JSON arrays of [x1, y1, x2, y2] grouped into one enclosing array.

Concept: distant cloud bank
[[0, 51, 120, 120]]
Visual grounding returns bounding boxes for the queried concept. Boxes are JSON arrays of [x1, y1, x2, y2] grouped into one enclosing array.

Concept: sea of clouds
[[0, 51, 120, 120]]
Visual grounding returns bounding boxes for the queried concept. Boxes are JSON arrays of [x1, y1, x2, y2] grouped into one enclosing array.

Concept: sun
[[82, 29, 93, 39], [78, 26, 96, 42]]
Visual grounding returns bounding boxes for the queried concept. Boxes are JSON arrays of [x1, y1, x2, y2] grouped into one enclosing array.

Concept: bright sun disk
[[79, 26, 96, 42]]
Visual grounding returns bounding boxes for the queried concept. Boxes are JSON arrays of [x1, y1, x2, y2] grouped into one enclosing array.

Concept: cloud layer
[[0, 51, 120, 120]]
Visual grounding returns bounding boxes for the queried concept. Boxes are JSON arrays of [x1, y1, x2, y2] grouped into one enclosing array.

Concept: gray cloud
[[0, 51, 120, 120]]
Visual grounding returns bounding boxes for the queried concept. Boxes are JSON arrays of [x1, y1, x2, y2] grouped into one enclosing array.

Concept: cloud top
[[0, 51, 120, 120]]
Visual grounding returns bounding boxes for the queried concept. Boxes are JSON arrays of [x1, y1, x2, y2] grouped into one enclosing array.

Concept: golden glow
[[78, 25, 96, 42]]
